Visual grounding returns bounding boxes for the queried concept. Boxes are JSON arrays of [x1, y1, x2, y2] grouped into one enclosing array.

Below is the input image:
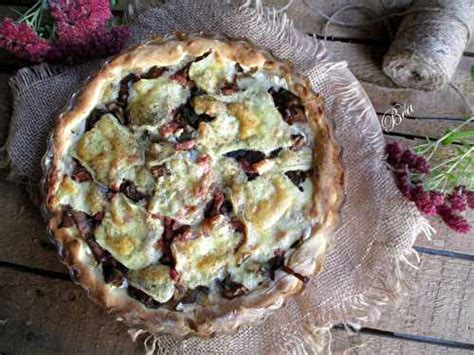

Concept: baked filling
[[55, 50, 316, 310]]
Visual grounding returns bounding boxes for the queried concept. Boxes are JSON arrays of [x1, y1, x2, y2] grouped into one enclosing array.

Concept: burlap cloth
[[1, 0, 432, 353]]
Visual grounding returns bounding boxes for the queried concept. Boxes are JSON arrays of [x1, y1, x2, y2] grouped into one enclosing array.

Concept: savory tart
[[44, 36, 344, 337]]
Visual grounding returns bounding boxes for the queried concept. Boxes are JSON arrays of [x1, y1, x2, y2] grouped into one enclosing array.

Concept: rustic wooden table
[[0, 1, 473, 354]]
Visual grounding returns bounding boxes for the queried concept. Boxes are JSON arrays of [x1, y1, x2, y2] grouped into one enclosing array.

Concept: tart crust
[[44, 35, 345, 338]]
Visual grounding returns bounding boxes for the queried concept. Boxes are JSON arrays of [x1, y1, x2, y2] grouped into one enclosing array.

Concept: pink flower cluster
[[0, 0, 130, 64], [386, 142, 473, 234]]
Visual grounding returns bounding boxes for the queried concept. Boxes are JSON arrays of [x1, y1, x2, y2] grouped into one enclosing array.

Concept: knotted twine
[[383, 0, 474, 90], [3, 0, 432, 353]]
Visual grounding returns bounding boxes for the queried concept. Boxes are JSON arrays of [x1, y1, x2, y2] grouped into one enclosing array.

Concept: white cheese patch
[[56, 176, 105, 215], [95, 193, 163, 270], [237, 70, 288, 92], [227, 91, 293, 153], [149, 153, 212, 225], [74, 114, 144, 187], [128, 265, 175, 303], [172, 217, 242, 289], [189, 52, 235, 94], [230, 173, 313, 263], [128, 76, 190, 126]]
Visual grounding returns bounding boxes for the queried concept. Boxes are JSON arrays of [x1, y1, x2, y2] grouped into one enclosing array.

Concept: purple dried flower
[[410, 185, 437, 216], [0, 18, 52, 62], [50, 0, 112, 44], [412, 156, 430, 174], [429, 191, 445, 207], [466, 190, 474, 210], [386, 142, 404, 166], [447, 188, 467, 212], [437, 204, 471, 234]]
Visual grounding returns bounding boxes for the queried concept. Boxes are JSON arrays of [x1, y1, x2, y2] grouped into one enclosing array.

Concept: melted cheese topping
[[128, 76, 190, 126], [172, 216, 242, 289], [75, 114, 143, 187], [56, 177, 105, 215], [59, 50, 317, 306], [189, 52, 235, 94], [230, 173, 313, 263], [95, 194, 163, 270], [128, 265, 175, 303], [149, 153, 212, 225]]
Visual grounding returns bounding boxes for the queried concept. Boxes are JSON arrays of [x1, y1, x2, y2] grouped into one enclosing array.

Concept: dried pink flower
[[447, 188, 467, 212], [410, 185, 438, 216], [50, 0, 112, 44], [0, 18, 52, 62], [386, 142, 404, 166], [436, 204, 471, 234], [466, 190, 474, 209]]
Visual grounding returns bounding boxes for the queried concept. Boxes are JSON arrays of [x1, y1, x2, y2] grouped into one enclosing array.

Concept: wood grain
[[368, 253, 474, 344], [0, 268, 143, 355], [0, 180, 67, 273], [1, 267, 473, 354], [330, 329, 474, 355]]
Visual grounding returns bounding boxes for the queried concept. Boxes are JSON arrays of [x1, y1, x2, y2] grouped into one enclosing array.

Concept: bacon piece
[[224, 149, 266, 179], [102, 258, 127, 286], [118, 73, 140, 107], [170, 69, 193, 86], [180, 286, 209, 304], [269, 87, 307, 125], [141, 66, 165, 80], [285, 170, 311, 192], [157, 217, 191, 267], [221, 83, 239, 96], [218, 276, 248, 299], [84, 234, 108, 263], [119, 180, 146, 202], [71, 210, 96, 238], [196, 153, 211, 168], [175, 139, 196, 151], [105, 102, 129, 125], [59, 205, 75, 228], [71, 162, 92, 183], [204, 190, 234, 219], [86, 107, 108, 131], [159, 121, 181, 137], [150, 164, 169, 178], [175, 101, 214, 130], [291, 134, 305, 150], [169, 268, 180, 281], [127, 285, 161, 308]]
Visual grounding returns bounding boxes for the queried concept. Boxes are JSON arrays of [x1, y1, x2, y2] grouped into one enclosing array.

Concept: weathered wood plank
[[368, 250, 474, 343], [1, 267, 473, 354], [383, 116, 470, 138], [0, 180, 67, 273], [0, 268, 143, 354], [330, 329, 474, 355]]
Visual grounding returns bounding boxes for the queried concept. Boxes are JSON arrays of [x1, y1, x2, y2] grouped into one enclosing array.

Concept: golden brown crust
[[44, 35, 344, 338]]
